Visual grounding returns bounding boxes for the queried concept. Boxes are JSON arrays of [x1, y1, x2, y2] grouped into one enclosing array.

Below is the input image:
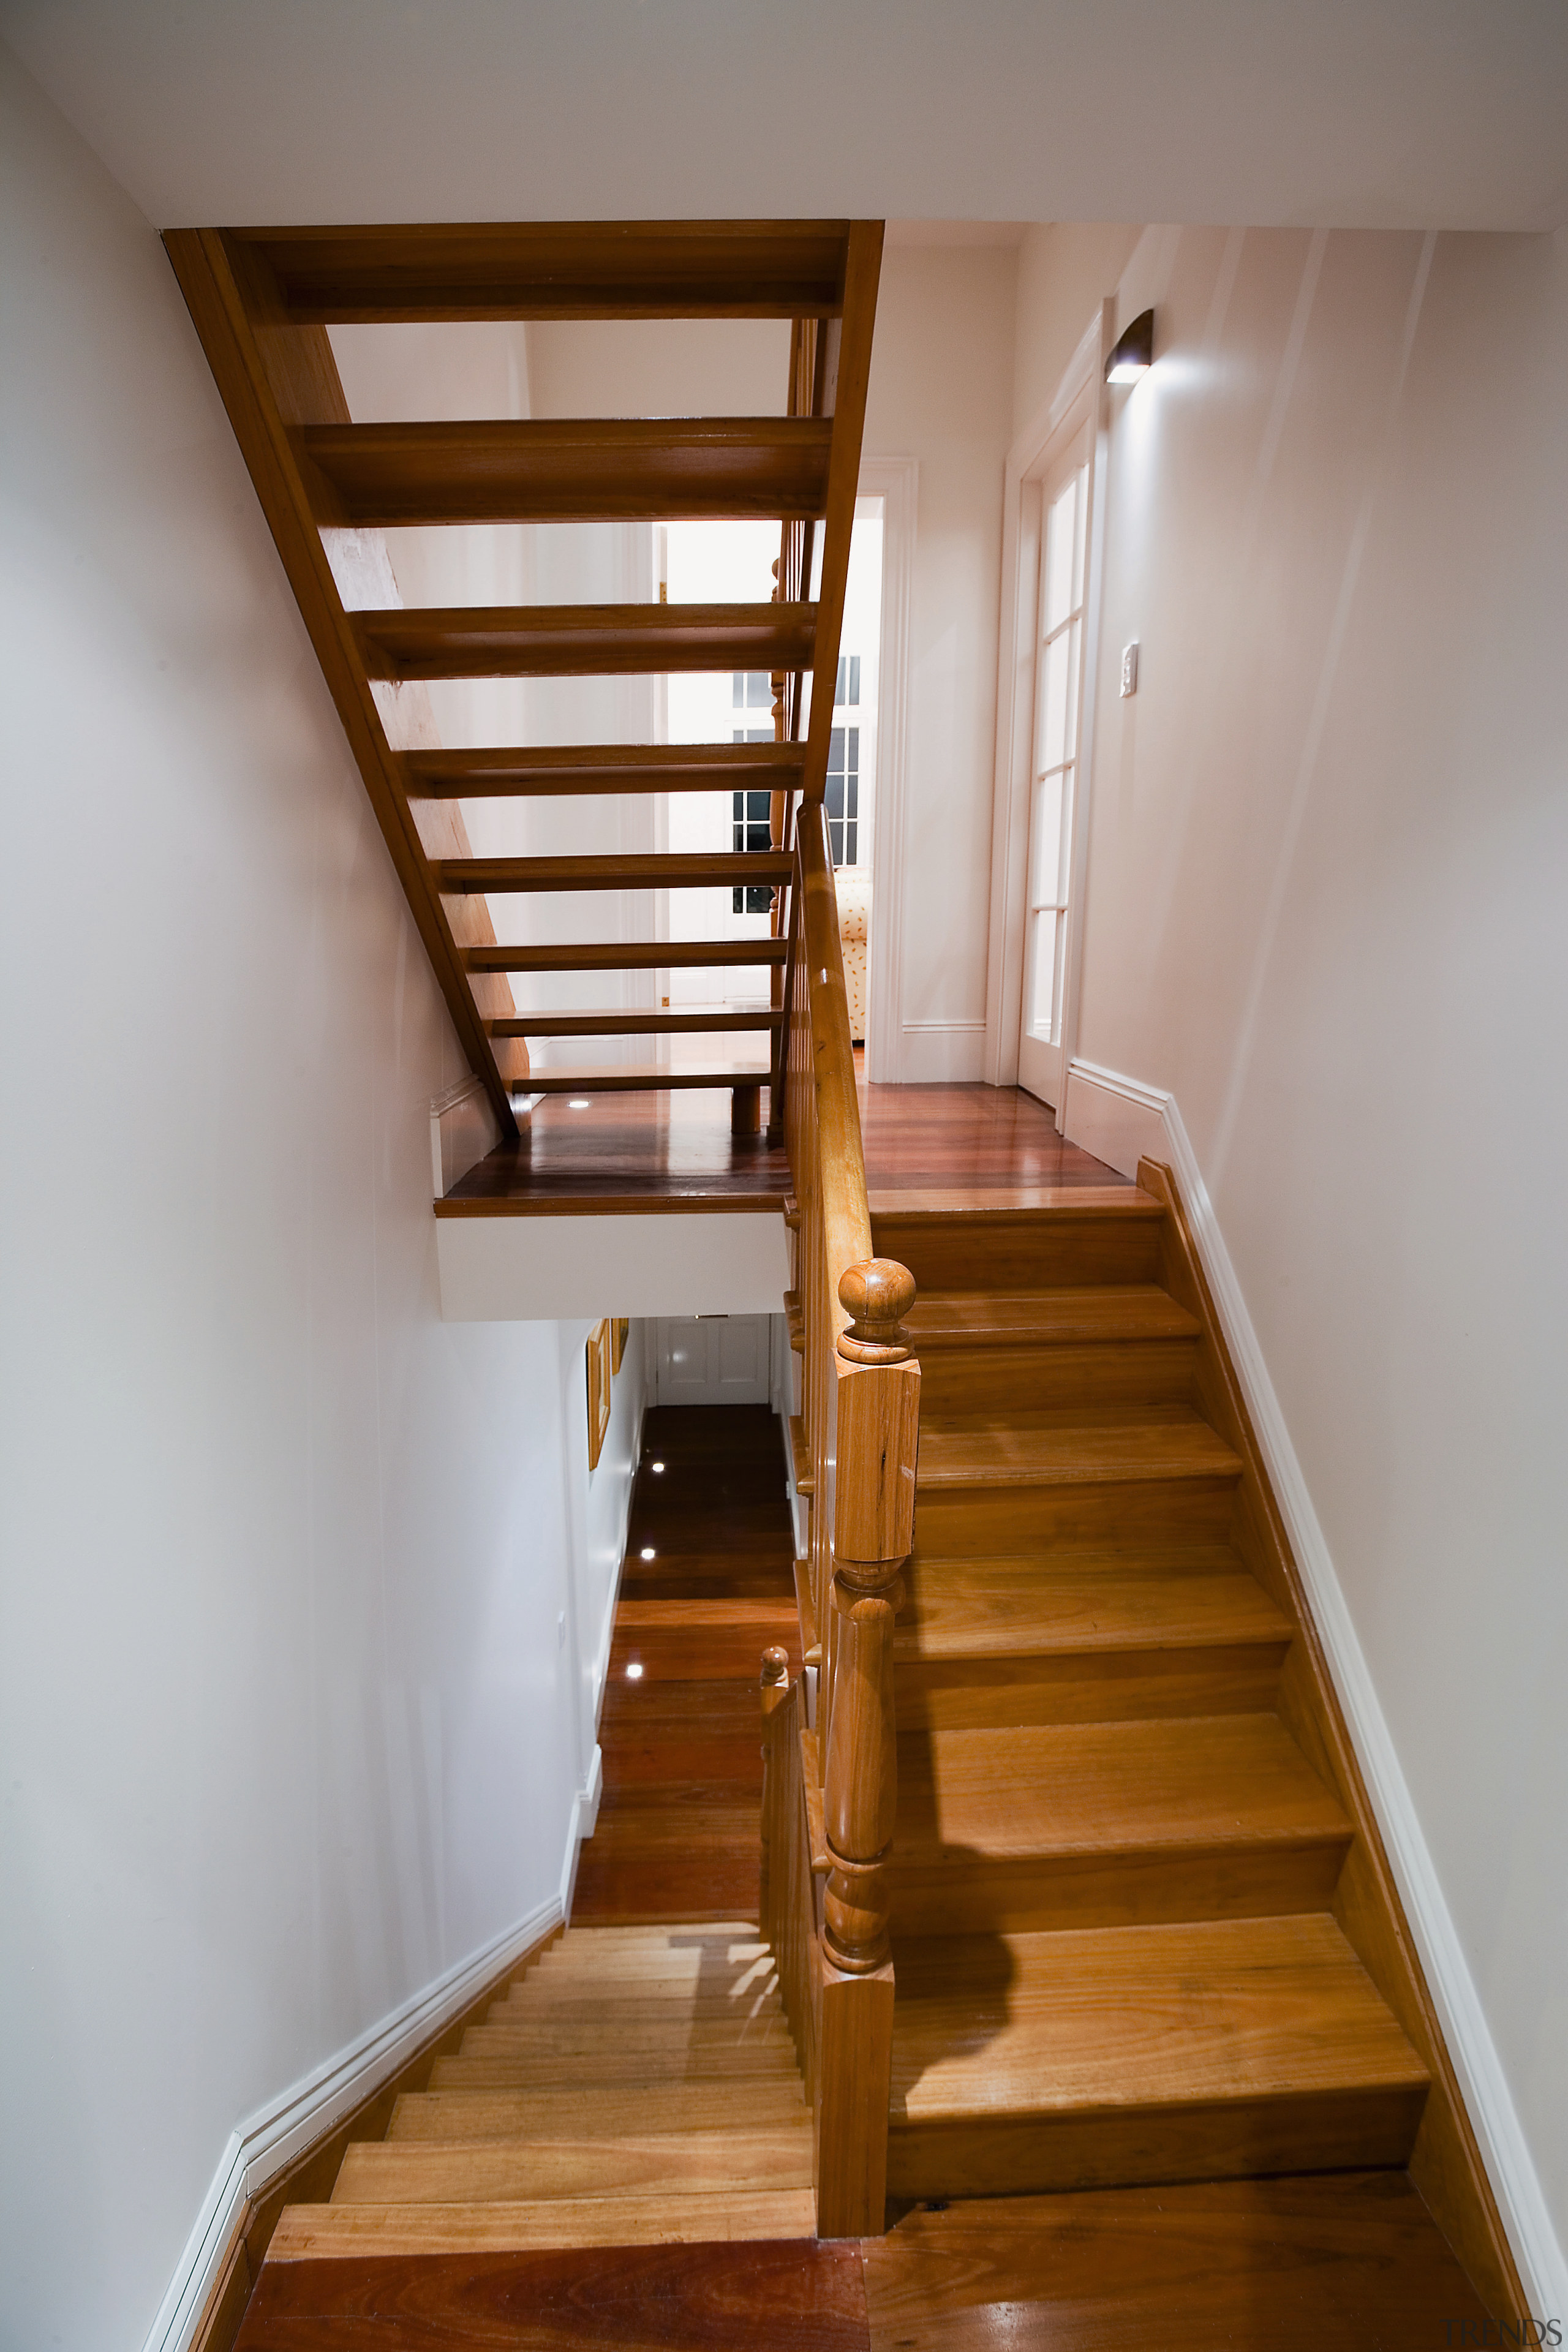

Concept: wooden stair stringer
[[1136, 1156, 1531, 2331]]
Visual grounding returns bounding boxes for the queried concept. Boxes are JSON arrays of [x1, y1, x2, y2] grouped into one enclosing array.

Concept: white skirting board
[[1061, 1057, 1566, 2325], [141, 1849, 588, 2352], [894, 1019, 987, 1085]]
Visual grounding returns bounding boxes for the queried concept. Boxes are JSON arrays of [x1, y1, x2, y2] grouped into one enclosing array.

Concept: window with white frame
[[1025, 463, 1087, 1044]]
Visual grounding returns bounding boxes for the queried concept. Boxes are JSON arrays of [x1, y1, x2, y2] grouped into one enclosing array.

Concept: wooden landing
[[436, 1079, 1127, 1215], [235, 2174, 1493, 2346]]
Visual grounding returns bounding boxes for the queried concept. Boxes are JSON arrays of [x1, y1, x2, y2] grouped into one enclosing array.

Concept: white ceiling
[[2, 0, 1565, 234]]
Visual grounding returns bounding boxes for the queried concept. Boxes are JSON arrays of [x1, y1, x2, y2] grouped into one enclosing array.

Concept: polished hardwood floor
[[439, 1072, 1125, 1212], [238, 2176, 1493, 2347], [571, 1404, 801, 1926]]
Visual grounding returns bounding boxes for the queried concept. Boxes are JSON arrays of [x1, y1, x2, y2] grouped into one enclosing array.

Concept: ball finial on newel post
[[836, 1258, 916, 1365]]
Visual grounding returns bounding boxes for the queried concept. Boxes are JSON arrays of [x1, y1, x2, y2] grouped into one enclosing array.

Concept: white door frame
[[860, 458, 918, 1084], [982, 304, 1117, 1109]]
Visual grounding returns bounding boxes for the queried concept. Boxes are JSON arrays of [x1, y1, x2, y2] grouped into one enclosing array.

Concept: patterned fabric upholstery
[[835, 865, 872, 1043]]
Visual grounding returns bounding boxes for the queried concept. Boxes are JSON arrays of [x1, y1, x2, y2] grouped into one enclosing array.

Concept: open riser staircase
[[166, 217, 883, 1137]]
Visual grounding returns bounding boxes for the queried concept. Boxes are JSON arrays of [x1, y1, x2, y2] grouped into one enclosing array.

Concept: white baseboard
[[1061, 1055, 1167, 1177], [142, 1885, 563, 2352], [429, 1072, 502, 1199], [1063, 1057, 1566, 2325], [895, 1019, 987, 1085]]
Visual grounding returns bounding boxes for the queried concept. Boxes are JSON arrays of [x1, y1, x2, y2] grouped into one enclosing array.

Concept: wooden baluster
[[758, 1645, 790, 1942], [815, 1257, 919, 2237]]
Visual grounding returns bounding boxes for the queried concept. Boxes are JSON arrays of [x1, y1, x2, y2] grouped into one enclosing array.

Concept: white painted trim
[[1061, 1058, 1567, 2326], [860, 457, 918, 1083], [1052, 302, 1120, 1132], [983, 307, 1110, 1094], [140, 1888, 564, 2352], [429, 1071, 502, 1198]]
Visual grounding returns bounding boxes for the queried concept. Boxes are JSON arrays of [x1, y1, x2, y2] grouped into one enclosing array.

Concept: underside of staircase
[[166, 216, 881, 1144]]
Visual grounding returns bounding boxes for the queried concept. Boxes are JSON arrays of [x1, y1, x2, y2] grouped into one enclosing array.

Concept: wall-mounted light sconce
[[1106, 308, 1155, 384]]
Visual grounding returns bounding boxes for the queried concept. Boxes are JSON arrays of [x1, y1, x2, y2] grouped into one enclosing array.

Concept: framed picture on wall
[[611, 1317, 630, 1374], [586, 1319, 612, 1470]]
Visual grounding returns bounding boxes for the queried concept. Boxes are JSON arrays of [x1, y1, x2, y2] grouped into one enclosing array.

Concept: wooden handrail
[[774, 795, 919, 2237], [757, 222, 910, 2239]]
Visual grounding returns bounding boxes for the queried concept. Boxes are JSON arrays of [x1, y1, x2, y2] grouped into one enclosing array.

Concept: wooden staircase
[[767, 1159, 1521, 2324], [266, 1925, 815, 2256], [870, 1181, 1435, 2198], [165, 219, 882, 1143]]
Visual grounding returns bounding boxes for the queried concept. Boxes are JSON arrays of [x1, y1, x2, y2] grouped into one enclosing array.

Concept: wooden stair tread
[[461, 2017, 792, 2053], [894, 1716, 1349, 1861], [908, 1285, 1200, 1347], [522, 1064, 772, 1094], [889, 1916, 1428, 2122], [488, 1009, 783, 1038], [266, 2186, 818, 2257], [498, 1993, 782, 2024], [549, 1922, 764, 1943], [353, 600, 815, 682], [465, 938, 787, 973], [404, 741, 805, 797], [918, 1409, 1243, 1490], [333, 2125, 813, 2204], [304, 417, 833, 526], [238, 220, 853, 323], [898, 1556, 1291, 1660], [435, 851, 793, 893], [389, 2081, 807, 2141]]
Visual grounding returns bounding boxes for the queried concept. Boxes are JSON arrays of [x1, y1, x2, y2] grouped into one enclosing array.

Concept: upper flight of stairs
[[267, 1925, 813, 2256], [166, 219, 881, 1144], [863, 1181, 1436, 2209]]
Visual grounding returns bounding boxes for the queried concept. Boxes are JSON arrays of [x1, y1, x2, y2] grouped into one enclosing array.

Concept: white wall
[[1011, 221, 1143, 435], [0, 50, 641, 2351], [1057, 223, 1568, 2291], [864, 243, 1017, 1079]]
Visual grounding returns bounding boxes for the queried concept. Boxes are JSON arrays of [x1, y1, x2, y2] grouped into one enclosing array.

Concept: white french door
[[1017, 426, 1091, 1107]]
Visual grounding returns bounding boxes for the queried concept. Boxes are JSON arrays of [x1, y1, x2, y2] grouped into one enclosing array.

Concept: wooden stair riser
[[916, 1335, 1202, 1416], [332, 2126, 813, 2205], [429, 2054, 797, 2090], [885, 2086, 1429, 2204], [869, 1210, 1163, 1292], [886, 1838, 1352, 1939], [912, 1474, 1240, 1557]]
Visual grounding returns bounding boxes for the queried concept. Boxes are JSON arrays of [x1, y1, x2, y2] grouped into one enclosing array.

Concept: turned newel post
[[821, 1257, 917, 1977], [758, 1645, 790, 1937], [815, 1255, 920, 2236]]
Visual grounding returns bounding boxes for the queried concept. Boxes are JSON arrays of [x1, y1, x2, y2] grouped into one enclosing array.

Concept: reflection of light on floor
[[641, 1547, 656, 1560], [650, 1461, 665, 1473], [625, 1661, 644, 1680]]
